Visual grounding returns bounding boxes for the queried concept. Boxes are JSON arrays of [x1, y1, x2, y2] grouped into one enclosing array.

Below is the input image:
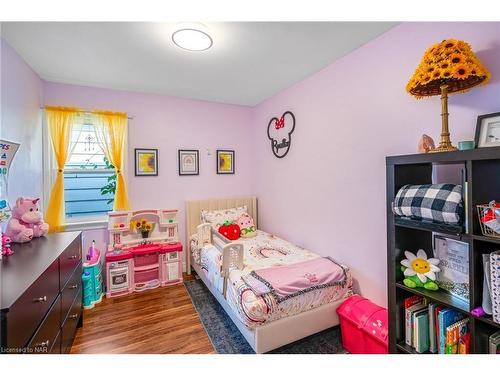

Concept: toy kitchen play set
[[105, 209, 183, 298]]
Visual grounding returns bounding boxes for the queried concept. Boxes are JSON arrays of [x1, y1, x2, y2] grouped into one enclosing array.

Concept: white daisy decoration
[[401, 249, 440, 283]]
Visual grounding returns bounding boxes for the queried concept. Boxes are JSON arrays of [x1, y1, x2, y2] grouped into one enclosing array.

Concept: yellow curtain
[[93, 110, 130, 211], [44, 106, 80, 232]]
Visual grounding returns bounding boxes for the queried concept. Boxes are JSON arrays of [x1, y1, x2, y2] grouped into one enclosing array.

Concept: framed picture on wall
[[216, 150, 235, 174], [475, 112, 500, 148], [178, 149, 199, 176], [135, 148, 158, 176]]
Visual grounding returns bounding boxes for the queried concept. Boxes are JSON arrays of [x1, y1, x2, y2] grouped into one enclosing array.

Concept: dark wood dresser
[[1, 231, 83, 354]]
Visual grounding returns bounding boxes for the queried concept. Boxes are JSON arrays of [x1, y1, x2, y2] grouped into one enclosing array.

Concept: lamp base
[[429, 144, 458, 153], [429, 85, 458, 153]]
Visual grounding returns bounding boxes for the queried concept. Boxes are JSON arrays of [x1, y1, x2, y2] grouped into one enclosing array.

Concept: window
[[64, 122, 115, 220], [43, 114, 116, 224]]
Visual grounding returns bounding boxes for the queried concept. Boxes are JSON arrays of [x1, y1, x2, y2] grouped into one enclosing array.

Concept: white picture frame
[[475, 112, 500, 148]]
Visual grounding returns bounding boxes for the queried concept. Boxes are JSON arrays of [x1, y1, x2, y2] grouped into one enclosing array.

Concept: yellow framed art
[[216, 149, 234, 174], [134, 148, 158, 176]]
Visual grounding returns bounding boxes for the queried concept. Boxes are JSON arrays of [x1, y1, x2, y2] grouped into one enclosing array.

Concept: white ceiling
[[1, 22, 397, 106]]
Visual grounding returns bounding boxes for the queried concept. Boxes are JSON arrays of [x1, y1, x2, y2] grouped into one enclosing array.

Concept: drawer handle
[[68, 254, 78, 260], [69, 284, 79, 289], [36, 340, 50, 347], [34, 296, 47, 303], [69, 313, 79, 320]]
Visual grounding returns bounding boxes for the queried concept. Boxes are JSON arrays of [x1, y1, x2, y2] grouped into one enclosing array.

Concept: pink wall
[[0, 39, 44, 201], [3, 22, 500, 303], [252, 22, 500, 306], [43, 82, 255, 267]]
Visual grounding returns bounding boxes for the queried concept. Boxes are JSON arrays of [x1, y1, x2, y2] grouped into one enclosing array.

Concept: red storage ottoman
[[337, 295, 388, 354]]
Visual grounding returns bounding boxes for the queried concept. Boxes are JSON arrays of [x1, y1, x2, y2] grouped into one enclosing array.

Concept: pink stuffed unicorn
[[5, 197, 49, 243]]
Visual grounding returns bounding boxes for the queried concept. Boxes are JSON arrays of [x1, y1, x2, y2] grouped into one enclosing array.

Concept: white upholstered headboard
[[185, 196, 257, 272]]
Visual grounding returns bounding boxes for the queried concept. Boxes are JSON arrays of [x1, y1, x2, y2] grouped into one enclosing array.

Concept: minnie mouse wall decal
[[267, 111, 296, 158]]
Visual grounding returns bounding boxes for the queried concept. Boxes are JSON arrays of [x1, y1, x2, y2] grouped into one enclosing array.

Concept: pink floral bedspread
[[192, 230, 353, 328]]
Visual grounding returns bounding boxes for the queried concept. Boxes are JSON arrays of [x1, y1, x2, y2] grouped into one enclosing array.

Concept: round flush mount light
[[172, 28, 213, 51]]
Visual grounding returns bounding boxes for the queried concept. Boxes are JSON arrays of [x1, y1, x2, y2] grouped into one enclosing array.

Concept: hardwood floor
[[70, 275, 215, 354]]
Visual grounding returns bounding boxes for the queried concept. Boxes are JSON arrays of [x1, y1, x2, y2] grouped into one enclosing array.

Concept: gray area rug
[[184, 278, 346, 354]]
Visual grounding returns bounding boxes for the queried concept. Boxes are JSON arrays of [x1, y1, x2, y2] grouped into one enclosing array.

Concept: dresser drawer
[[50, 330, 62, 354], [59, 238, 82, 290], [61, 263, 82, 323], [61, 290, 82, 354], [6, 259, 60, 349], [27, 295, 61, 354]]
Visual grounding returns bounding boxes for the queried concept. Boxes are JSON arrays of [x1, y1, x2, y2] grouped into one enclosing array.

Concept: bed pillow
[[236, 213, 257, 238], [393, 183, 463, 225], [201, 205, 247, 229]]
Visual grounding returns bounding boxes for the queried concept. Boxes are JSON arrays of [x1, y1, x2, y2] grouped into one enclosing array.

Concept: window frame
[[42, 111, 128, 230]]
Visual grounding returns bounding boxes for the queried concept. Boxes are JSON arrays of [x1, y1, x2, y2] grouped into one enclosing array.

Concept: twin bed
[[186, 196, 352, 353]]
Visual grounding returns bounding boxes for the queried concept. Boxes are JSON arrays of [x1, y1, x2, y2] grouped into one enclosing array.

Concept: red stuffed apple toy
[[218, 220, 241, 241]]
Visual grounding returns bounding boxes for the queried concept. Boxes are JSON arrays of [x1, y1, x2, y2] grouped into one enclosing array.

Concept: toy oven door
[[109, 267, 129, 290]]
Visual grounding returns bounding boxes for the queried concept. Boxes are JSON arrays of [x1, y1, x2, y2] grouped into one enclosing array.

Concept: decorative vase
[[141, 230, 150, 239]]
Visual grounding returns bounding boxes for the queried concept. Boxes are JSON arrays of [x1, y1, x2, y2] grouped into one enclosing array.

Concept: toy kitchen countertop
[[105, 242, 182, 261]]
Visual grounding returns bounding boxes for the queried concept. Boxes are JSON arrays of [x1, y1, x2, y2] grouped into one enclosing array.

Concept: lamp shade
[[406, 39, 490, 98]]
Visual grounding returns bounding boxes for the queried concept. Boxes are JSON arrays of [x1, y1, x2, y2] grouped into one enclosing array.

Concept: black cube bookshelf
[[386, 147, 500, 354]]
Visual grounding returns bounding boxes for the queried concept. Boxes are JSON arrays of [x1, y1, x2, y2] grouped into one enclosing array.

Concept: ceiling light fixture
[[172, 28, 213, 51]]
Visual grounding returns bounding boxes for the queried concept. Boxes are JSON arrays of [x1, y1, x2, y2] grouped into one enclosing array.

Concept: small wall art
[[216, 150, 234, 174], [178, 149, 199, 176], [135, 148, 158, 176], [267, 111, 295, 158]]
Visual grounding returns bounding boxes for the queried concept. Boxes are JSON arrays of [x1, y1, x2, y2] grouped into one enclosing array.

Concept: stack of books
[[404, 296, 470, 354]]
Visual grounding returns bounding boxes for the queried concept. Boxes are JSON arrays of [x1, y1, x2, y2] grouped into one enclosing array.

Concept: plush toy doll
[[5, 197, 49, 243], [218, 220, 241, 241], [236, 213, 257, 238], [400, 249, 441, 290], [1, 235, 13, 256]]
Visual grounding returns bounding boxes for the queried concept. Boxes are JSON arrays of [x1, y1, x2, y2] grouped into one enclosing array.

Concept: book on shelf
[[414, 309, 430, 353], [428, 302, 438, 353], [403, 295, 472, 354], [404, 296, 427, 346], [438, 308, 465, 354], [445, 318, 469, 354], [489, 331, 500, 354]]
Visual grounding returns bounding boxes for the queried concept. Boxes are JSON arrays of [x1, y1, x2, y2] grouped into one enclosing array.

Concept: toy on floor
[[82, 240, 103, 309], [1, 235, 13, 256], [105, 209, 183, 298], [400, 249, 441, 290], [5, 197, 49, 243]]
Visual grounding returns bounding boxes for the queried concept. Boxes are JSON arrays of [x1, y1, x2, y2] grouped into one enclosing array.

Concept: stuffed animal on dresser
[[5, 197, 49, 243]]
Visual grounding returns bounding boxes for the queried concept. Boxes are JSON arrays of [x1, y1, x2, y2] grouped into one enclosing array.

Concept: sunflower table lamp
[[407, 39, 490, 152]]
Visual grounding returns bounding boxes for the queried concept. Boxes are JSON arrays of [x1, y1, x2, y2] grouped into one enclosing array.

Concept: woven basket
[[477, 204, 500, 239]]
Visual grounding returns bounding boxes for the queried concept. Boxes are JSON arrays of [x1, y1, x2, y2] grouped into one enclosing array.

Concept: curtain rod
[[40, 107, 134, 120]]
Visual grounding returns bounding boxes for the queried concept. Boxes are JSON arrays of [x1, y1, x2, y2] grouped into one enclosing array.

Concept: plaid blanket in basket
[[393, 183, 463, 225]]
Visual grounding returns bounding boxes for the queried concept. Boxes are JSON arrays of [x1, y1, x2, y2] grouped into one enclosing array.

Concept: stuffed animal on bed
[[236, 213, 257, 238], [5, 197, 49, 243], [400, 249, 440, 290], [218, 220, 241, 241]]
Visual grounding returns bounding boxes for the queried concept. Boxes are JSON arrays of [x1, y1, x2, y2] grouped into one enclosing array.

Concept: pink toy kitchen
[[105, 209, 183, 298]]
